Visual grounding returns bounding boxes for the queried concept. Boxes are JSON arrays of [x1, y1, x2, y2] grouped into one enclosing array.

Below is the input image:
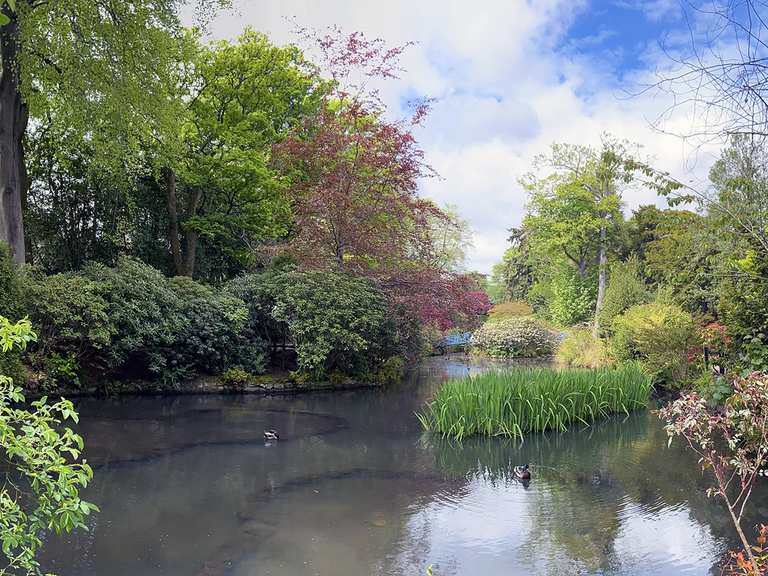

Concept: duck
[[263, 429, 279, 441], [514, 464, 531, 480]]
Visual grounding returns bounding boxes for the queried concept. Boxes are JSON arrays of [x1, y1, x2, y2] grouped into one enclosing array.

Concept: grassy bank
[[418, 364, 652, 440]]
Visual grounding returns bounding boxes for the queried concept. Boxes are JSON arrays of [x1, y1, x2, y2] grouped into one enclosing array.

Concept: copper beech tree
[[275, 28, 489, 331], [659, 373, 768, 575]]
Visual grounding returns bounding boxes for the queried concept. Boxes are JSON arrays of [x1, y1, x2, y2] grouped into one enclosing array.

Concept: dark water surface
[[41, 356, 768, 575]]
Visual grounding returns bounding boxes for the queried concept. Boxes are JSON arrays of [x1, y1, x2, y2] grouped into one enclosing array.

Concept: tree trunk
[[181, 188, 203, 277], [0, 16, 26, 265], [577, 256, 587, 278], [163, 167, 183, 275], [593, 220, 607, 336], [182, 228, 198, 277]]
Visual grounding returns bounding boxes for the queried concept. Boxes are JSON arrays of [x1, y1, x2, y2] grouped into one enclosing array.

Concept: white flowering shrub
[[471, 317, 557, 358]]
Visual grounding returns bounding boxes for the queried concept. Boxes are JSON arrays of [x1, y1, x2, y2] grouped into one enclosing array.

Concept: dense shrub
[[271, 270, 394, 378], [471, 317, 557, 358], [81, 257, 186, 378], [24, 260, 404, 386], [486, 300, 533, 323], [25, 271, 113, 364], [32, 351, 82, 392], [610, 302, 699, 386], [596, 257, 649, 333], [26, 257, 264, 387], [717, 252, 768, 372], [225, 269, 288, 350], [556, 328, 611, 368], [168, 277, 260, 376]]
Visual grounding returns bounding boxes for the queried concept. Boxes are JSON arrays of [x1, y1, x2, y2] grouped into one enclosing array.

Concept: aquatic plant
[[418, 364, 651, 440]]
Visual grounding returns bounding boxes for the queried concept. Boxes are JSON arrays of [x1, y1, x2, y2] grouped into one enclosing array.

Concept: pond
[[41, 355, 768, 576]]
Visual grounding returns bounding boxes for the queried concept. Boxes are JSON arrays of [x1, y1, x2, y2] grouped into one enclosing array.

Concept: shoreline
[[23, 373, 385, 399]]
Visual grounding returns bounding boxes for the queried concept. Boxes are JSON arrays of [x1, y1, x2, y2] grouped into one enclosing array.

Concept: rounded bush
[[471, 317, 557, 358], [610, 301, 698, 386]]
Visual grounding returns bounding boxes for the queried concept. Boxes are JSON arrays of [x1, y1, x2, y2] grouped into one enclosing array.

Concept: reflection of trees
[[46, 359, 768, 575], [426, 410, 763, 573]]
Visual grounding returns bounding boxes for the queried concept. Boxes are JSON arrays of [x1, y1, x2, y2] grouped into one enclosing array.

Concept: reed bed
[[418, 363, 652, 440]]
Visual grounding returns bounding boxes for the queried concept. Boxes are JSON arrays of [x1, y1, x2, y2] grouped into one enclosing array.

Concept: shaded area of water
[[39, 356, 768, 575]]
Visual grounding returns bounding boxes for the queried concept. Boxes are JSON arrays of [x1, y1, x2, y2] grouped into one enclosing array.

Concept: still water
[[41, 356, 768, 575]]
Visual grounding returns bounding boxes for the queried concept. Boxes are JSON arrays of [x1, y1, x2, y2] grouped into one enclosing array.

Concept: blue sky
[[199, 0, 717, 273], [566, 1, 679, 75]]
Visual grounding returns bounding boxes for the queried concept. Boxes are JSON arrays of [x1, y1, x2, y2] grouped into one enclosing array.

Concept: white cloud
[[194, 0, 719, 273]]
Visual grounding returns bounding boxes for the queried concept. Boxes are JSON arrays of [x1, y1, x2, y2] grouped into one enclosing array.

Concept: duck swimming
[[514, 464, 531, 480], [263, 429, 279, 441]]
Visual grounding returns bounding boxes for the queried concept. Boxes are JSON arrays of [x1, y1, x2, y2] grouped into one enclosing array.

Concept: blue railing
[[440, 332, 473, 347]]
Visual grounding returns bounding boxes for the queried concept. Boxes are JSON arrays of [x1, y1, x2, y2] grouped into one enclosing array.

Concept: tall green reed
[[418, 363, 652, 440]]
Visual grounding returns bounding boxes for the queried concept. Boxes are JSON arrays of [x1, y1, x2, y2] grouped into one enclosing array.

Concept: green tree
[[160, 29, 326, 278], [1, 316, 97, 575], [596, 257, 650, 332], [0, 0, 228, 266], [522, 137, 650, 331], [642, 210, 718, 314], [486, 228, 533, 303]]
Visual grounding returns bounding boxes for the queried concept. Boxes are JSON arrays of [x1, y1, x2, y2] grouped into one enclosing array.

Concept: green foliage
[[167, 277, 256, 376], [419, 364, 651, 439], [471, 317, 557, 358], [597, 257, 650, 332], [220, 367, 251, 392], [81, 257, 187, 380], [695, 374, 733, 405], [485, 237, 532, 302], [225, 269, 288, 352], [549, 267, 595, 326], [372, 356, 406, 385], [642, 210, 717, 313], [33, 352, 81, 392], [0, 316, 97, 575], [24, 270, 113, 365], [168, 29, 325, 274], [27, 257, 263, 387], [25, 260, 402, 387], [738, 337, 768, 373], [271, 270, 392, 379], [0, 244, 23, 322], [611, 302, 699, 386], [557, 328, 611, 368], [0, 246, 26, 386]]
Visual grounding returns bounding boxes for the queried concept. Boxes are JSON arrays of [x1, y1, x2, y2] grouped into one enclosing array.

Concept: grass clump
[[418, 364, 651, 440], [556, 328, 611, 368], [487, 300, 533, 322]]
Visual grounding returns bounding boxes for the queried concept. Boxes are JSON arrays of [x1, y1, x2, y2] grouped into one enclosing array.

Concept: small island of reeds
[[418, 364, 652, 440]]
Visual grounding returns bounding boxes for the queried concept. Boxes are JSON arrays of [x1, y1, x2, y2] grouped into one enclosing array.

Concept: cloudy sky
[[197, 0, 719, 273]]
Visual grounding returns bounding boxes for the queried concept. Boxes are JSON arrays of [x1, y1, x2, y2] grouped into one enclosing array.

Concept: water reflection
[[423, 413, 726, 574], [38, 356, 763, 575]]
